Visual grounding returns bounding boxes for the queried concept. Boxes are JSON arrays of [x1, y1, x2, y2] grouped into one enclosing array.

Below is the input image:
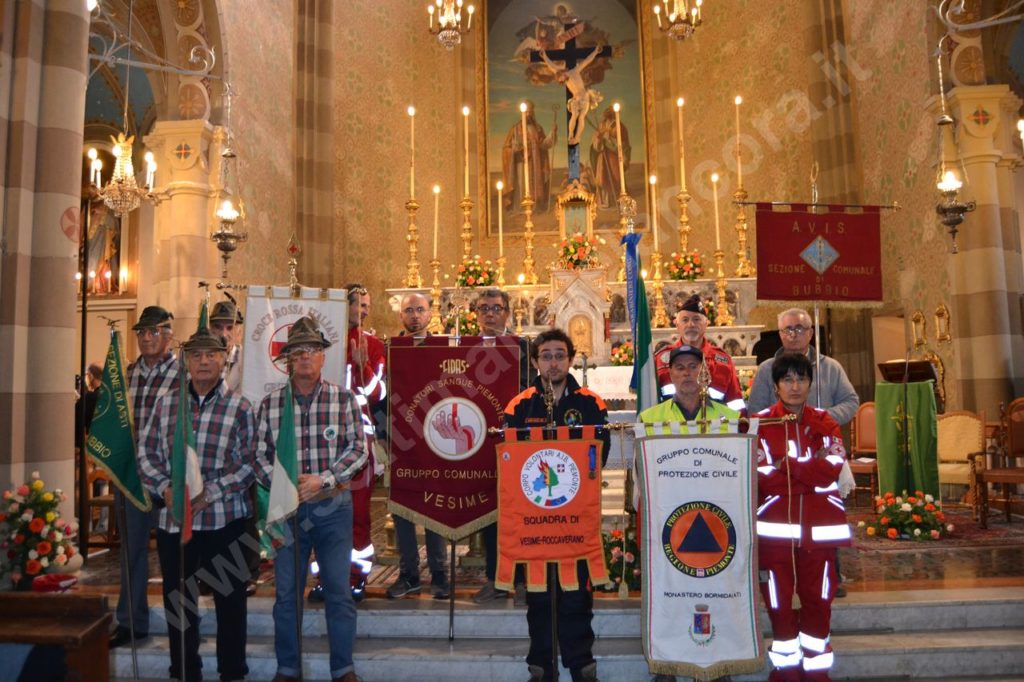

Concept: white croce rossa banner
[[241, 286, 349, 406], [634, 423, 764, 681]]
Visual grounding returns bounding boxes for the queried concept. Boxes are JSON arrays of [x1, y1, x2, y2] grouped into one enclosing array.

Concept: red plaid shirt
[[138, 381, 257, 532], [254, 378, 368, 489], [127, 352, 180, 437]]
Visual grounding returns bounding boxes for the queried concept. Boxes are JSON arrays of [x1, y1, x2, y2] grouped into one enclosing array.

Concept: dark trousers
[[526, 561, 595, 681], [115, 490, 153, 635], [156, 518, 249, 682], [394, 514, 447, 584]]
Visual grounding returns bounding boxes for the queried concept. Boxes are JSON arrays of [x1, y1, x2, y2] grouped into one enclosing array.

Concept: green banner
[[874, 381, 938, 498], [86, 331, 151, 511]]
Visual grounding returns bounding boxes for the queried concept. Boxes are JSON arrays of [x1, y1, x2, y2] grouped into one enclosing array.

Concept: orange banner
[[495, 426, 609, 592]]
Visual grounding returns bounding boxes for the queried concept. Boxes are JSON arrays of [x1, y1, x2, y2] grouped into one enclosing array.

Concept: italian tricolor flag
[[171, 359, 204, 543], [265, 380, 299, 526]]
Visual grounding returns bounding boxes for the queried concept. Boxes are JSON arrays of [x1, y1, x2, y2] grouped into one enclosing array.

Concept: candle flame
[[1018, 119, 1024, 132], [144, 151, 154, 163], [496, 180, 504, 190], [519, 101, 528, 113], [734, 95, 743, 105], [613, 102, 621, 112], [462, 105, 470, 116], [408, 105, 416, 117], [649, 175, 657, 185], [676, 97, 684, 107], [433, 184, 441, 194], [711, 172, 720, 183], [87, 148, 98, 160]]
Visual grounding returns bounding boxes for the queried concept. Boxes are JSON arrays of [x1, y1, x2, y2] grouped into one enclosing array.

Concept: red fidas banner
[[387, 337, 521, 539], [755, 203, 882, 304]]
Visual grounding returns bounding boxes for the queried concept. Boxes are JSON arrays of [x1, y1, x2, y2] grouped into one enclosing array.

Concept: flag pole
[[292, 512, 303, 671], [178, 345, 188, 682], [77, 196, 92, 561], [116, 493, 140, 679], [448, 538, 457, 641]]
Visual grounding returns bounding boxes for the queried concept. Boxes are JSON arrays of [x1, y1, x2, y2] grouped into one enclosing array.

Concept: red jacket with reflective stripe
[[755, 402, 851, 548]]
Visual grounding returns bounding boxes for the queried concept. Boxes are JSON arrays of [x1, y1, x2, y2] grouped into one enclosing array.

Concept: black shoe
[[109, 628, 148, 648], [431, 581, 450, 600], [352, 576, 367, 602], [308, 582, 325, 603], [386, 577, 422, 599]]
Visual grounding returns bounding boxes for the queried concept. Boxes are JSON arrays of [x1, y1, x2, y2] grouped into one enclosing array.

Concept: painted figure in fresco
[[537, 42, 605, 146], [589, 105, 631, 208], [501, 100, 558, 213]]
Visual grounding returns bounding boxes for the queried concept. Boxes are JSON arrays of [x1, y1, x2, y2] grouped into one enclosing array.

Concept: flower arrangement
[[557, 233, 602, 270], [456, 255, 497, 288], [445, 308, 480, 336], [1, 472, 79, 589], [702, 297, 719, 327], [859, 490, 953, 541], [610, 341, 634, 366], [602, 527, 641, 592], [665, 250, 705, 281]]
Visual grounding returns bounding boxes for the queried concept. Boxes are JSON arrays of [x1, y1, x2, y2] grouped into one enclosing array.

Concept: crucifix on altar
[[527, 22, 612, 183]]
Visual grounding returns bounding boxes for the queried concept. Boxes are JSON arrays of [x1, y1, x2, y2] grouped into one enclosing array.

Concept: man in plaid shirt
[[253, 316, 367, 682], [138, 326, 257, 682], [110, 305, 181, 650]]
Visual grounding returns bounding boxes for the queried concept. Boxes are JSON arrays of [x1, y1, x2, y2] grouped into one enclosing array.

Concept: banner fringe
[[755, 298, 884, 309], [647, 656, 766, 680], [387, 501, 496, 541]]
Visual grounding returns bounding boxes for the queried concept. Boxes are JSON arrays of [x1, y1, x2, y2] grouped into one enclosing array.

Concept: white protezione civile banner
[[241, 286, 349, 407], [634, 428, 764, 681]]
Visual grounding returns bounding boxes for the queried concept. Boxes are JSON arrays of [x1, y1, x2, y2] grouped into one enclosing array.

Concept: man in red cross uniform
[[655, 294, 744, 410]]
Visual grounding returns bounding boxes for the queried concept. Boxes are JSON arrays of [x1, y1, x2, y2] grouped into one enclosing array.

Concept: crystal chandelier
[[428, 0, 474, 50], [96, 0, 154, 217], [653, 0, 704, 42]]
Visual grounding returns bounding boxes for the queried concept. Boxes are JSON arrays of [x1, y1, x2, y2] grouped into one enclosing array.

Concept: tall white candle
[[676, 97, 686, 192], [711, 172, 721, 250], [519, 102, 531, 199], [496, 180, 504, 257], [408, 106, 416, 198], [432, 184, 441, 259], [613, 102, 626, 195], [734, 95, 743, 188], [649, 175, 659, 252], [462, 105, 471, 197]]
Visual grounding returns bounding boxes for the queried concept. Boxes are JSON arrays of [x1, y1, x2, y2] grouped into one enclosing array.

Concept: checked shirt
[[254, 378, 367, 489], [128, 352, 180, 437], [138, 380, 257, 533]]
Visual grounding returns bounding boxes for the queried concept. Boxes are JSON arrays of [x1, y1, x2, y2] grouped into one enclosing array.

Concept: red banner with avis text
[[387, 337, 521, 539], [755, 203, 882, 305], [496, 427, 610, 592]]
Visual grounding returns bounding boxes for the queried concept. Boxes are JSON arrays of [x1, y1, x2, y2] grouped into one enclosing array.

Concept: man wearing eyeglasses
[[655, 294, 745, 411], [254, 316, 367, 682], [386, 292, 451, 600], [746, 308, 859, 426], [471, 288, 535, 604], [504, 328, 610, 682], [110, 305, 180, 650]]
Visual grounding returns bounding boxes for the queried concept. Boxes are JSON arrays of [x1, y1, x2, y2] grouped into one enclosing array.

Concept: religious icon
[[485, 0, 648, 236], [81, 198, 121, 295]]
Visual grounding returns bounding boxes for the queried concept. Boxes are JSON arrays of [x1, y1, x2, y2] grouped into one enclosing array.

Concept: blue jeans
[[115, 490, 154, 634], [273, 493, 356, 679]]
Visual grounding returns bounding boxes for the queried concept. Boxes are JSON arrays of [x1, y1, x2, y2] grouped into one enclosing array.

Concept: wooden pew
[[0, 592, 111, 682]]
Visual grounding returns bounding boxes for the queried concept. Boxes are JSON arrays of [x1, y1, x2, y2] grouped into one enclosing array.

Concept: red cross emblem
[[969, 108, 991, 126], [268, 323, 294, 373], [174, 143, 192, 160]]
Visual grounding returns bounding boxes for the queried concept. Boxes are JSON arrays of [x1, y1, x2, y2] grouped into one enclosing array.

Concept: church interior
[[2, 0, 1024, 680]]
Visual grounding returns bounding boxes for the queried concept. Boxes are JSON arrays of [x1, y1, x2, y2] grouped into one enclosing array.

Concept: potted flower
[[602, 527, 641, 592], [1, 471, 80, 590], [665, 250, 705, 281], [610, 341, 634, 366], [456, 255, 498, 288], [557, 233, 602, 270], [860, 490, 953, 541]]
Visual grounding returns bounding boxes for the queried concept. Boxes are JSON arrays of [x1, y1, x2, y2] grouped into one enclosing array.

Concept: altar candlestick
[[408, 105, 416, 198], [462, 105, 471, 197], [734, 95, 743, 187], [711, 172, 721, 250], [676, 97, 687, 192], [613, 102, 626, 195], [496, 180, 504, 257], [432, 184, 441, 259], [649, 175, 659, 252], [519, 102, 531, 198]]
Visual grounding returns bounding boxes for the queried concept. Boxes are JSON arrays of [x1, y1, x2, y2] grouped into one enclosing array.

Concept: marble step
[[112, 627, 1024, 681], [140, 587, 1024, 638]]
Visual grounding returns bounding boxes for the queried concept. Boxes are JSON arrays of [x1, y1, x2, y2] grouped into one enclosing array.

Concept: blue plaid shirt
[[138, 380, 257, 532], [254, 378, 368, 489]]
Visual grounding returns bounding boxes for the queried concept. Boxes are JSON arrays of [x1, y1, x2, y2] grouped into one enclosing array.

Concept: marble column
[[143, 119, 220, 335], [0, 0, 89, 499], [940, 85, 1024, 414]]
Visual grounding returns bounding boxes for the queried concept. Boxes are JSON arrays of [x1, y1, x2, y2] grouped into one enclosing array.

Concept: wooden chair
[[936, 410, 985, 503], [848, 402, 878, 505], [85, 465, 118, 549], [971, 398, 1024, 527]]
